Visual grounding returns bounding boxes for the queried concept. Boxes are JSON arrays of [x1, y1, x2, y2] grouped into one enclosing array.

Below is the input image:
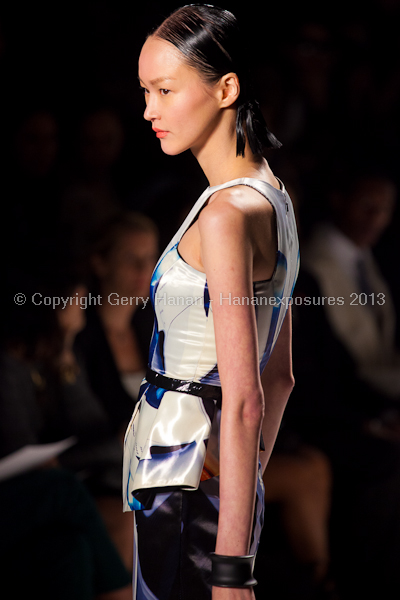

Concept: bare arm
[[259, 306, 295, 473], [199, 197, 264, 565]]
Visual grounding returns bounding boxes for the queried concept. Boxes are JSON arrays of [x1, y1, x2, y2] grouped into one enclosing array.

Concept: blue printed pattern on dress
[[123, 177, 299, 512]]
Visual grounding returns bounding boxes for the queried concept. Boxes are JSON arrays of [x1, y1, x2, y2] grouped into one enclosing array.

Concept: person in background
[[60, 107, 127, 262], [0, 270, 132, 598], [3, 108, 63, 272], [286, 169, 400, 598], [76, 210, 158, 421], [303, 170, 399, 402], [75, 211, 157, 567]]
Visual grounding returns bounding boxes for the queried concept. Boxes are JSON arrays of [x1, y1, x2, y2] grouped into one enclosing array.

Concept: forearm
[[215, 397, 263, 556], [259, 379, 294, 473], [259, 307, 295, 473]]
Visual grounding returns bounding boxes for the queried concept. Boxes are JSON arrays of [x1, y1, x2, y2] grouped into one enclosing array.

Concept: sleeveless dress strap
[[157, 177, 286, 265], [157, 186, 212, 264]]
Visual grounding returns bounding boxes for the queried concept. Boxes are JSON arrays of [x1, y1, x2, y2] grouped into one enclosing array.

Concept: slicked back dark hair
[[152, 4, 281, 157]]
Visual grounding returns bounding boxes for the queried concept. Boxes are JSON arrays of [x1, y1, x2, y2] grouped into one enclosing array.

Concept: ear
[[218, 72, 240, 108]]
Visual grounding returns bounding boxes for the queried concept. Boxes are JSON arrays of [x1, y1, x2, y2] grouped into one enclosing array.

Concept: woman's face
[[138, 36, 222, 156], [95, 230, 158, 299]]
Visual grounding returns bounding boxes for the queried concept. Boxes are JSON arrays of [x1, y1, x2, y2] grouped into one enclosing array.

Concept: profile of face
[[93, 230, 158, 299], [14, 111, 58, 178], [339, 177, 396, 248], [138, 36, 236, 156]]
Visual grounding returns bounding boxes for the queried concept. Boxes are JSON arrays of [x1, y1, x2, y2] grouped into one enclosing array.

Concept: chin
[[160, 139, 190, 156], [160, 146, 185, 156]]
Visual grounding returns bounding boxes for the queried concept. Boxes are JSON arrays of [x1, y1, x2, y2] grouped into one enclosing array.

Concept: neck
[[191, 109, 266, 187]]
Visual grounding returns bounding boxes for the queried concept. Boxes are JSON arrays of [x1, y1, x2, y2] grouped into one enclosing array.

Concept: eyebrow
[[138, 76, 176, 86]]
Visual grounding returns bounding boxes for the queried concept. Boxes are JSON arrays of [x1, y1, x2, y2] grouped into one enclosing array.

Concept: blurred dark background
[[1, 0, 399, 280], [1, 1, 400, 599]]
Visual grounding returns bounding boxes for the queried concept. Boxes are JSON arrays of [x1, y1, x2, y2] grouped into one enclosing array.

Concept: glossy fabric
[[133, 468, 265, 600], [123, 177, 299, 599], [123, 177, 299, 509]]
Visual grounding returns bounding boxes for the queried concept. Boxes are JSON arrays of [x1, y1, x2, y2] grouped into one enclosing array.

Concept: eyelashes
[[138, 86, 171, 96]]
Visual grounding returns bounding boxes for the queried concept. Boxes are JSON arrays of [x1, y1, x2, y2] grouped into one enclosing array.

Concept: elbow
[[269, 369, 295, 395], [224, 389, 265, 429], [261, 370, 295, 413], [242, 391, 265, 429], [278, 372, 295, 400], [276, 361, 295, 391], [287, 373, 295, 393]]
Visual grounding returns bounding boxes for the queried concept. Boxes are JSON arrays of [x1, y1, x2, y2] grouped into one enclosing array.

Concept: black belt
[[145, 367, 264, 451], [145, 367, 222, 403]]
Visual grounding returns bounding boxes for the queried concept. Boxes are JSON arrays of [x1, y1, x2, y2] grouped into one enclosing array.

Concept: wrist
[[210, 553, 257, 588]]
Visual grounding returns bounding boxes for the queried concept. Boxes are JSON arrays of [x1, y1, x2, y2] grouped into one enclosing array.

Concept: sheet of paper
[[0, 437, 76, 482]]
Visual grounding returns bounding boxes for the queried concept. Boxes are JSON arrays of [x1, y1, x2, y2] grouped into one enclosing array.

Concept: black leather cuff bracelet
[[210, 553, 257, 588]]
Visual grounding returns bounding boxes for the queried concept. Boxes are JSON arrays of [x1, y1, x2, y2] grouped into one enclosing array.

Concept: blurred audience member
[[273, 18, 339, 175], [259, 432, 335, 599], [75, 211, 157, 563], [303, 171, 399, 400], [76, 211, 157, 421], [0, 269, 133, 596], [1, 259, 134, 570], [286, 170, 400, 599], [13, 110, 59, 179], [79, 108, 124, 179], [61, 107, 126, 261], [3, 108, 63, 272]]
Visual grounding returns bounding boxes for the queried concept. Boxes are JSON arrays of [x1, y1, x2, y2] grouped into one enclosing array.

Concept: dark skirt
[[133, 467, 265, 600]]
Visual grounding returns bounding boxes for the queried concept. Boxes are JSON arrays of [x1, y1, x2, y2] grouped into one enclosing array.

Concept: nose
[[143, 95, 160, 122]]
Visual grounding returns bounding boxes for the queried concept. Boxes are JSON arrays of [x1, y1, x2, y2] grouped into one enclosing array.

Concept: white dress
[[122, 177, 299, 600]]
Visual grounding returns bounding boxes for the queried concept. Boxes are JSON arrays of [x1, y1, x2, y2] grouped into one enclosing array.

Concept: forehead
[[113, 228, 157, 249], [139, 36, 186, 81]]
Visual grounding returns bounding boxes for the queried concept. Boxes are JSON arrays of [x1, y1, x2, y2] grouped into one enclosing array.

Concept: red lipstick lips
[[153, 128, 168, 138]]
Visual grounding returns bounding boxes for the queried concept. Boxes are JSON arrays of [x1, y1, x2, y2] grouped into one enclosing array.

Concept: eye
[[160, 89, 170, 96]]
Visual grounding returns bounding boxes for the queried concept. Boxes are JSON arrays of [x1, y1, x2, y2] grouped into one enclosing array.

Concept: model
[[123, 5, 299, 599]]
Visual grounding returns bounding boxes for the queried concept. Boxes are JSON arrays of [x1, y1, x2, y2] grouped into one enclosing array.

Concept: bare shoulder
[[198, 188, 249, 240], [199, 185, 274, 233]]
